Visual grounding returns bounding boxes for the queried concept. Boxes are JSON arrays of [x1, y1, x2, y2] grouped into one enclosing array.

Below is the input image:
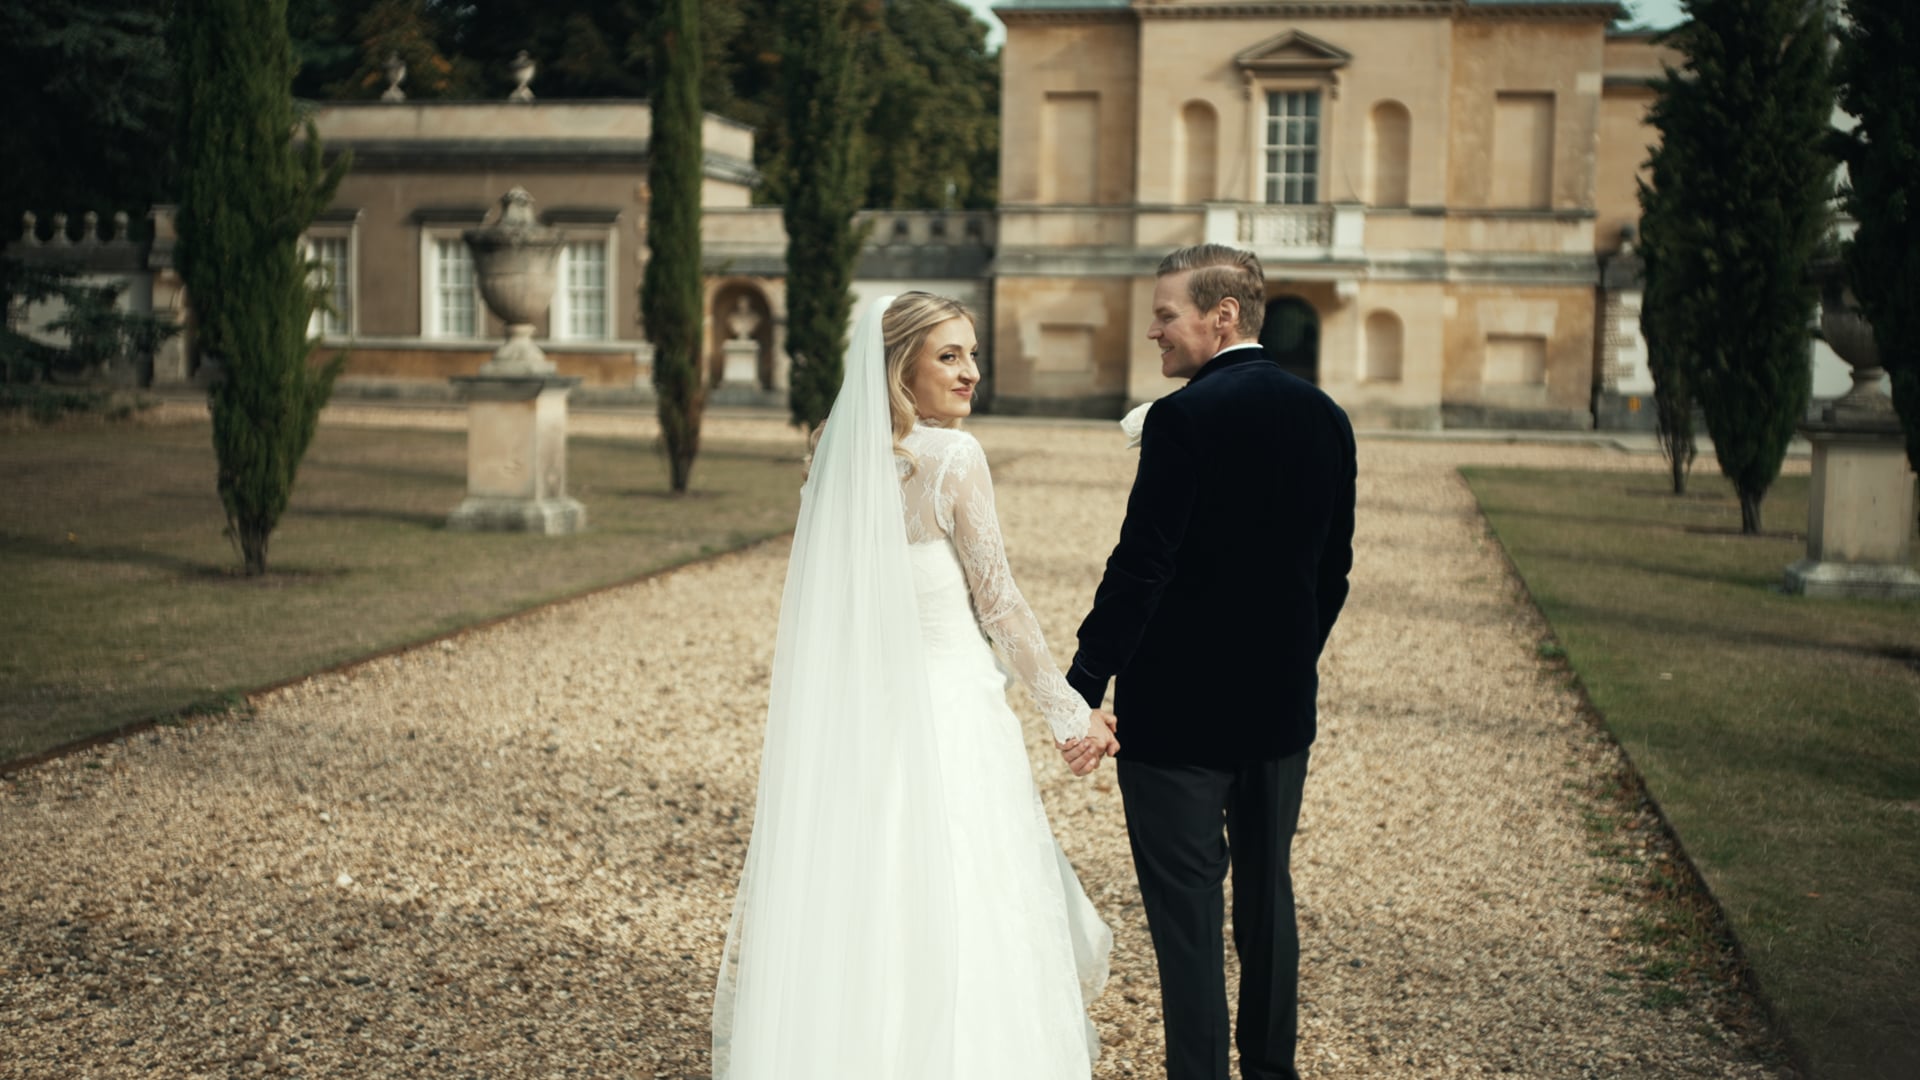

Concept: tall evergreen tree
[[1636, 264, 1699, 493], [641, 0, 705, 493], [1638, 0, 1834, 533], [781, 0, 871, 429], [1835, 0, 1920, 477], [172, 0, 350, 575]]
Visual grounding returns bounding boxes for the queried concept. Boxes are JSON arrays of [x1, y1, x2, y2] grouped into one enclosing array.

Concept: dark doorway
[[1261, 297, 1319, 384]]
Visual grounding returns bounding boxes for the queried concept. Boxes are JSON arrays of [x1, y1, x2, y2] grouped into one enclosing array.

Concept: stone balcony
[[1203, 203, 1366, 266]]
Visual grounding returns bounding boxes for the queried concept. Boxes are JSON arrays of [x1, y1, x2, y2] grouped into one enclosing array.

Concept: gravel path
[[2, 413, 1786, 1079]]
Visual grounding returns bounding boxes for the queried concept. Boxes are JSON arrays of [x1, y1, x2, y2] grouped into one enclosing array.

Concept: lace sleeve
[[938, 435, 1094, 744]]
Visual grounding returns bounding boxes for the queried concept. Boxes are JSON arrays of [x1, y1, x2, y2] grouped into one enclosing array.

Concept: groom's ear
[[1215, 296, 1241, 333]]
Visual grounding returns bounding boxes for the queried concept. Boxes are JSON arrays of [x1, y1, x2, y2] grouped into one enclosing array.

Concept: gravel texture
[[2, 410, 1788, 1079]]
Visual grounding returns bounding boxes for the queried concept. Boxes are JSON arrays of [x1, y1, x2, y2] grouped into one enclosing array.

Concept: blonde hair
[[1157, 243, 1266, 338], [882, 291, 976, 455], [802, 292, 977, 479]]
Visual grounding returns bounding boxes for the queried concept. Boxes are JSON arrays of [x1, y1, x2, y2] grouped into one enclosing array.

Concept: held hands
[[1056, 709, 1120, 777]]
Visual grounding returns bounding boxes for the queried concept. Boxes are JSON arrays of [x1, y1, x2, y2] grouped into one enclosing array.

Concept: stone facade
[[989, 0, 1675, 428]]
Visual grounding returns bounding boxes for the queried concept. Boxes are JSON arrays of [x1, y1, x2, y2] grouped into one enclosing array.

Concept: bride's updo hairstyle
[[882, 291, 976, 446]]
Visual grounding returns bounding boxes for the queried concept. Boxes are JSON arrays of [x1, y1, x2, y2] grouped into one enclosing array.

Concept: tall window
[[556, 241, 609, 341], [432, 238, 477, 338], [307, 235, 351, 337], [1264, 91, 1321, 205]]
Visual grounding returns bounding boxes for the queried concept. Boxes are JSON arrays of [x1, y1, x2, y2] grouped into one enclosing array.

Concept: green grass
[[1464, 466, 1920, 1080], [1, 414, 803, 764]]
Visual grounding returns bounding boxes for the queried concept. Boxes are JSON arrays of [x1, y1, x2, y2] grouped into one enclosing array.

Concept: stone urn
[[1816, 280, 1897, 423], [446, 188, 585, 536], [464, 188, 563, 376], [1784, 275, 1919, 599]]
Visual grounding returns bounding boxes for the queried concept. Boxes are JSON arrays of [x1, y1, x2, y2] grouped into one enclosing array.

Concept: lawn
[[1464, 466, 1920, 1080], [0, 412, 803, 764]]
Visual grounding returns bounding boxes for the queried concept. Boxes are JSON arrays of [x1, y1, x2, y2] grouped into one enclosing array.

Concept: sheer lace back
[[899, 425, 1092, 745]]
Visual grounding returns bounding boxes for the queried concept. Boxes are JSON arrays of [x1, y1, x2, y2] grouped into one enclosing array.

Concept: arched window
[[1177, 101, 1218, 204], [1364, 310, 1404, 383], [1367, 101, 1412, 208]]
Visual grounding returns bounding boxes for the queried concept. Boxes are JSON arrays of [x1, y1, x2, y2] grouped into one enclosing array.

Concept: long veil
[[711, 296, 959, 1078]]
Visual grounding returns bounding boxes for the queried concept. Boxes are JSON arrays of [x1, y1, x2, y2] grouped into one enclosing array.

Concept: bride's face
[[908, 316, 980, 424]]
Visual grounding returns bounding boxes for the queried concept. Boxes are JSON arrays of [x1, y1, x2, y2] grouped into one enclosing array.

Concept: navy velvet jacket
[[1067, 344, 1356, 767]]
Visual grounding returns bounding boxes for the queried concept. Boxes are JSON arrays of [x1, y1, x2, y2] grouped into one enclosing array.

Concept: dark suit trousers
[[1117, 750, 1310, 1080]]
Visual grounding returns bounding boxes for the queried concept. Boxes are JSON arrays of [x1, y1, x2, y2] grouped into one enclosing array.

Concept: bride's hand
[[1058, 712, 1120, 776]]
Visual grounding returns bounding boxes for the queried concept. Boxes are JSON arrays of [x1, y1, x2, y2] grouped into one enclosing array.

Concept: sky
[[956, 0, 1689, 52]]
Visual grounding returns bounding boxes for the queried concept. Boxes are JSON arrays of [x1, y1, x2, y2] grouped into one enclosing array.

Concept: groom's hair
[[1158, 244, 1265, 339]]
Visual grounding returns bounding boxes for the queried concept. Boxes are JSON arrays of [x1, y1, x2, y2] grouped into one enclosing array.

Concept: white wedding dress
[[898, 423, 1113, 1076], [712, 419, 1111, 1079]]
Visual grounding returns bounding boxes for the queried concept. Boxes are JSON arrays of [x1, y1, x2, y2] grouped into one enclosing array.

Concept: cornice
[[1461, 2, 1621, 16], [999, 1, 1623, 23], [996, 8, 1133, 23], [1138, 3, 1446, 18], [1122, 1, 1621, 21]]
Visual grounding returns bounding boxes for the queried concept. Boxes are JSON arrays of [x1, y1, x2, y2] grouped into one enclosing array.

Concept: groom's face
[[1149, 270, 1229, 380]]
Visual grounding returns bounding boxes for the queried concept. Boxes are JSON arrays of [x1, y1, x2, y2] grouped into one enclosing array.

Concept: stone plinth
[[1784, 418, 1920, 600], [721, 339, 759, 387], [447, 375, 586, 535]]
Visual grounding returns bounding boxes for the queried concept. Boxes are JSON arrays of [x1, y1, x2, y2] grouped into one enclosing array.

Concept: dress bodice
[[896, 424, 1091, 744]]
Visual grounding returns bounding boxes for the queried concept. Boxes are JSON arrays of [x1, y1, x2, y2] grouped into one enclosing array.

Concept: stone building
[[302, 97, 997, 409], [305, 99, 757, 400], [987, 0, 1676, 427]]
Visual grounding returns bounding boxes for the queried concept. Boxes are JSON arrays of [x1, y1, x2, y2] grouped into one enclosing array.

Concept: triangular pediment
[[1234, 30, 1353, 75]]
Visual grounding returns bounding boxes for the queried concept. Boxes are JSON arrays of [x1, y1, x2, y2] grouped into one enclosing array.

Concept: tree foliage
[[1637, 0, 1833, 533], [173, 0, 351, 575], [0, 0, 177, 249], [0, 262, 177, 387], [1635, 248, 1698, 494], [1834, 0, 1920, 476], [641, 0, 706, 493], [863, 0, 1000, 210], [780, 0, 870, 430]]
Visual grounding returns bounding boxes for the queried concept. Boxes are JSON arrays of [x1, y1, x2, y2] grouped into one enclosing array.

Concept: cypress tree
[[1835, 0, 1920, 477], [172, 0, 349, 575], [1638, 167, 1698, 495], [1637, 293, 1698, 494], [1638, 0, 1834, 533], [781, 0, 870, 431], [641, 0, 705, 493]]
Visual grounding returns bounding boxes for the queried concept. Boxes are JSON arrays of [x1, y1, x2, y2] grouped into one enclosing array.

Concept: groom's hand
[[1056, 711, 1121, 776]]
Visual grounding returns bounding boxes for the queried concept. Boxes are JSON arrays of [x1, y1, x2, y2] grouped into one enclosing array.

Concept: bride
[[711, 293, 1119, 1078]]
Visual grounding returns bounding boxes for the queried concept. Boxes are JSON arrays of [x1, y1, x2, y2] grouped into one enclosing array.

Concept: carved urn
[[463, 187, 563, 376]]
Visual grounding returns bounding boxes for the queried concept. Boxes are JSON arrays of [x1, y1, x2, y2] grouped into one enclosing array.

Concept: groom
[[1064, 244, 1355, 1080]]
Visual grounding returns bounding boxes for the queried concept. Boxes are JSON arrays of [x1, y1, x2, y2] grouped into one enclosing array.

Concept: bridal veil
[[711, 296, 960, 1078]]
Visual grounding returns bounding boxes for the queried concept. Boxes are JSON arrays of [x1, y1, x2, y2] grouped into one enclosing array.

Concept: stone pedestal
[[1784, 419, 1920, 600], [447, 375, 586, 535], [721, 339, 760, 388]]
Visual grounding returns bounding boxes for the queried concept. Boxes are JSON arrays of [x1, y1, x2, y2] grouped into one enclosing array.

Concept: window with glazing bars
[[562, 241, 609, 340], [434, 239, 476, 338], [309, 236, 350, 336], [1264, 91, 1321, 205]]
